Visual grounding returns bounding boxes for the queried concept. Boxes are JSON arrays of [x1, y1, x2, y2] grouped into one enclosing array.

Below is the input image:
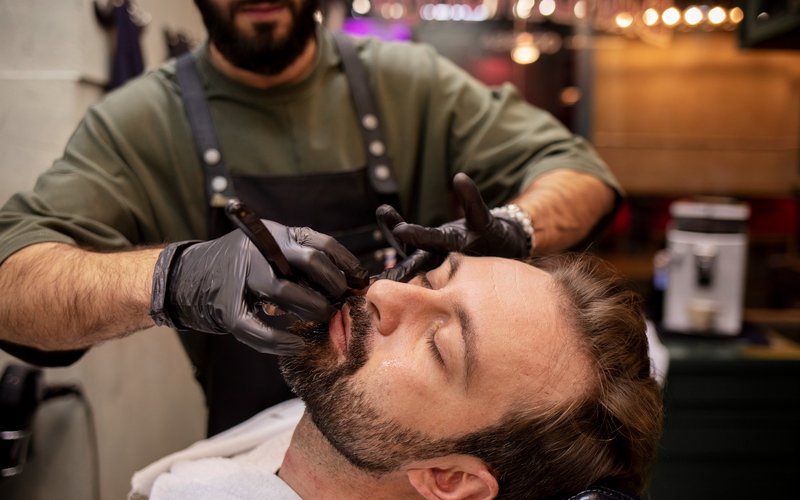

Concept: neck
[[278, 412, 419, 499], [208, 36, 317, 89]]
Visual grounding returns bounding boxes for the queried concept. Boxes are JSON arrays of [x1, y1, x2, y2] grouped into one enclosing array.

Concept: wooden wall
[[592, 32, 800, 197]]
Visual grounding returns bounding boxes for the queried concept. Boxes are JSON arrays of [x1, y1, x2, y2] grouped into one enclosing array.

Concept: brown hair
[[451, 253, 663, 499]]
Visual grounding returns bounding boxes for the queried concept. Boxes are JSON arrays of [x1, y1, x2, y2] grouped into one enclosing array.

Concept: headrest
[[565, 486, 638, 500]]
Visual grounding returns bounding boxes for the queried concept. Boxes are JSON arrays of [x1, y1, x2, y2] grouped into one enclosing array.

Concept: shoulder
[[347, 34, 444, 81], [354, 35, 437, 60], [87, 62, 182, 130]]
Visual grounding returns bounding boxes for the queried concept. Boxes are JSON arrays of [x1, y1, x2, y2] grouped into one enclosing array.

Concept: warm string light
[[643, 8, 659, 26], [683, 6, 703, 26], [708, 6, 727, 24], [350, 1, 748, 64], [615, 11, 634, 28], [538, 0, 556, 16], [417, 2, 491, 21], [354, 1, 746, 28], [510, 32, 541, 64], [513, 0, 534, 19], [573, 0, 587, 19], [730, 6, 744, 23], [352, 0, 371, 15]]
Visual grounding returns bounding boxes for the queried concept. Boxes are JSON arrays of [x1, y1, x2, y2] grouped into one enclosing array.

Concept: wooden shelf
[[745, 308, 800, 327]]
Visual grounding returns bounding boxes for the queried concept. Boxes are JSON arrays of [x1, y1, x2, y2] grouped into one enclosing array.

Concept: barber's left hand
[[377, 173, 531, 282]]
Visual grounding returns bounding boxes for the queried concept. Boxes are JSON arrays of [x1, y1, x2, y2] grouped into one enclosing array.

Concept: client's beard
[[281, 295, 373, 387], [279, 296, 457, 472]]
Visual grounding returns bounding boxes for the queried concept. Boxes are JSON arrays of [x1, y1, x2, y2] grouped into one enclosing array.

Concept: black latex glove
[[150, 220, 369, 355], [377, 173, 530, 282]]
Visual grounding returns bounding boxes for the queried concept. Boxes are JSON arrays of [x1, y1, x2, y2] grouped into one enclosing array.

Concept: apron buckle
[[210, 193, 230, 208]]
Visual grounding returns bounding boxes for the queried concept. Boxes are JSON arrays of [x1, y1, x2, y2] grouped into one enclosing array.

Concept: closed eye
[[418, 272, 433, 289], [427, 328, 445, 366], [416, 273, 444, 365]]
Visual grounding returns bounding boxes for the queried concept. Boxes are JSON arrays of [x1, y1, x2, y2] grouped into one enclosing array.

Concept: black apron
[[174, 33, 402, 435]]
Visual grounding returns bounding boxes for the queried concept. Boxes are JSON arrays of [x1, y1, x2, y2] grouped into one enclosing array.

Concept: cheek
[[364, 353, 431, 399], [353, 351, 487, 437], [354, 351, 439, 428]]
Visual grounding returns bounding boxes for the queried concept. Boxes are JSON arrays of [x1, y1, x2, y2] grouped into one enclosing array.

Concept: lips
[[239, 0, 286, 8], [237, 2, 287, 20]]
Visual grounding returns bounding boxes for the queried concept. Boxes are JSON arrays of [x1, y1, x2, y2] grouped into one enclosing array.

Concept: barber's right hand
[[150, 220, 369, 355]]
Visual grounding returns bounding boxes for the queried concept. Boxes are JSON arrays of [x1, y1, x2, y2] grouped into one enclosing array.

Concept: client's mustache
[[288, 295, 368, 346]]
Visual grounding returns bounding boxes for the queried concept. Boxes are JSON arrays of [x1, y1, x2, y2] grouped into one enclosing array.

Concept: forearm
[[0, 242, 161, 350], [512, 169, 616, 253]]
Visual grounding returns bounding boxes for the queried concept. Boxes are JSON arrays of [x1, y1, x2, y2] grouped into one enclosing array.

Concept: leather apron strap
[[175, 53, 237, 209], [331, 33, 401, 207], [175, 38, 402, 214]]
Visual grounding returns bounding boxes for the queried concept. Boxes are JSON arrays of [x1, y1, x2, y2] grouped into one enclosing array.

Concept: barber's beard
[[279, 296, 457, 472], [194, 0, 319, 75]]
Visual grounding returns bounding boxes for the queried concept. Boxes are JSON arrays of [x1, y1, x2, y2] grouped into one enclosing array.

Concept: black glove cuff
[[149, 240, 200, 328]]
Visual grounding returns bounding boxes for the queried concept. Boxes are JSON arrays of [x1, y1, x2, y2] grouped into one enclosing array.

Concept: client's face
[[279, 254, 589, 472]]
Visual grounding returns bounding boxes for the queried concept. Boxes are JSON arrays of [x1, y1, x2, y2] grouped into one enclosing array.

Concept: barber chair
[[566, 485, 638, 500]]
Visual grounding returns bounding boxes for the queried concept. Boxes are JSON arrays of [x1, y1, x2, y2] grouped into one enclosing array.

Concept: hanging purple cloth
[[95, 0, 145, 90]]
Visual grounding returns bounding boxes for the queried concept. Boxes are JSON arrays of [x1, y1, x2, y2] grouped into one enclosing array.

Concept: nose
[[365, 278, 440, 337]]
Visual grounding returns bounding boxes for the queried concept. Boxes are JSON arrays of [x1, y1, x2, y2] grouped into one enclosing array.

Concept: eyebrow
[[445, 254, 477, 389]]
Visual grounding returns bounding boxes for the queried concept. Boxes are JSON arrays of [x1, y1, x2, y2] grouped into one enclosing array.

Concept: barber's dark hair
[[452, 253, 663, 499]]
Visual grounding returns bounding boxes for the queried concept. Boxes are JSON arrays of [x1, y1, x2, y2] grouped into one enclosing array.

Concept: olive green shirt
[[0, 28, 619, 264]]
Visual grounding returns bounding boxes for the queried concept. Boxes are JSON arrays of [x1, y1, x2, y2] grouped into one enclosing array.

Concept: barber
[[0, 0, 619, 435]]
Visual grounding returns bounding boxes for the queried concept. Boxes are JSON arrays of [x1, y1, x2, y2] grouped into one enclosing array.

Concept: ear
[[406, 455, 499, 500]]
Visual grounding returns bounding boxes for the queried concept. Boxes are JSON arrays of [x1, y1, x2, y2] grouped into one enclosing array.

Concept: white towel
[[129, 398, 305, 499], [146, 456, 301, 499], [646, 320, 670, 386]]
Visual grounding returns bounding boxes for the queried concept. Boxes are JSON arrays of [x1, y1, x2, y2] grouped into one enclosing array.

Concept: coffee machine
[[662, 199, 750, 336]]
